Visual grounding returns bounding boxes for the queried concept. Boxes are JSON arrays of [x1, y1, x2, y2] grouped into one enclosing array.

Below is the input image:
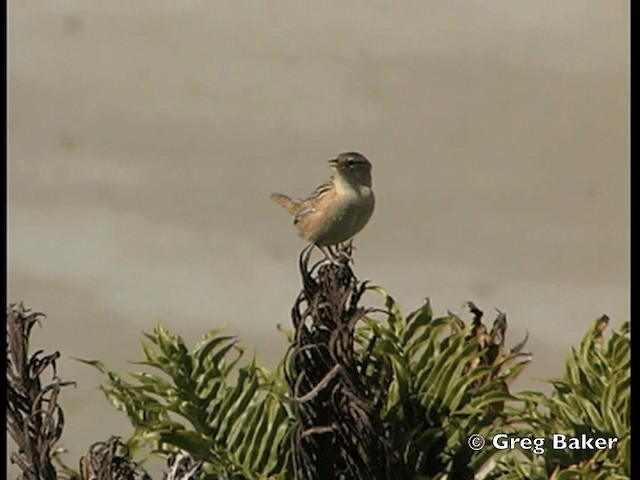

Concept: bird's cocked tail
[[270, 193, 300, 215]]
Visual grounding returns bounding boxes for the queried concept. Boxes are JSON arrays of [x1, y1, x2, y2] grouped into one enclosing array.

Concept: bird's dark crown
[[338, 152, 370, 165]]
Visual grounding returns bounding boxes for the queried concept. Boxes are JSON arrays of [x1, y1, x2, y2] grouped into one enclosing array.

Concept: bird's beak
[[328, 158, 339, 167]]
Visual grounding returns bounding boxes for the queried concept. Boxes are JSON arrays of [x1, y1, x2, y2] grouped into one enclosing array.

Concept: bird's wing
[[308, 177, 334, 200], [292, 178, 334, 224]]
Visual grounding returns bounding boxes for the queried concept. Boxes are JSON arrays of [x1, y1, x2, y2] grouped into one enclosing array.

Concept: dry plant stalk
[[6, 302, 75, 480], [78, 437, 152, 480], [286, 243, 393, 480], [465, 301, 530, 388], [164, 452, 202, 480], [7, 303, 153, 480]]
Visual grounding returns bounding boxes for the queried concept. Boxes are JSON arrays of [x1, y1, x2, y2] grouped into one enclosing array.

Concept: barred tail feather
[[270, 193, 300, 215]]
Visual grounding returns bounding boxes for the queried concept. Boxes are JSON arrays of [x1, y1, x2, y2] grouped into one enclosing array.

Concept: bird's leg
[[334, 240, 354, 264], [314, 248, 331, 260], [327, 245, 340, 264], [316, 244, 343, 264], [345, 239, 355, 254]]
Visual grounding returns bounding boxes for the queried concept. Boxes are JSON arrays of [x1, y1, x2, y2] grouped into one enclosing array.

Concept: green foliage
[[358, 289, 531, 479], [80, 325, 293, 479], [82, 304, 629, 479], [489, 317, 630, 479]]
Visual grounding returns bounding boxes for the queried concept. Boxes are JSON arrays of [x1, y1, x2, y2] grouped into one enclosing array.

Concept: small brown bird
[[271, 152, 375, 249]]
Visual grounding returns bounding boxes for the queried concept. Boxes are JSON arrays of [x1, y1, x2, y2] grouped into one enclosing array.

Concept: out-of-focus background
[[8, 0, 628, 475]]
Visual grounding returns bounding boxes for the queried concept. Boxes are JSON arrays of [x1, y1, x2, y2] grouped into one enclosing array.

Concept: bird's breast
[[329, 187, 374, 232]]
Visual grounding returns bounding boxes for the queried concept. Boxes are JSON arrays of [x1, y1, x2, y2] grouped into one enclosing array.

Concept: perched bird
[[271, 152, 375, 251]]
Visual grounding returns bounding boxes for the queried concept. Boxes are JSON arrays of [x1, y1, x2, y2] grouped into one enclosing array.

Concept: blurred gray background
[[8, 0, 628, 474]]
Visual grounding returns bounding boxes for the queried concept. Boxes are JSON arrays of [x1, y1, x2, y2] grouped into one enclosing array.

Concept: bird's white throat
[[332, 170, 371, 197]]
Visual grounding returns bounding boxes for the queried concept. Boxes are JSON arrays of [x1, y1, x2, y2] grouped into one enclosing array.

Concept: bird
[[271, 151, 375, 256]]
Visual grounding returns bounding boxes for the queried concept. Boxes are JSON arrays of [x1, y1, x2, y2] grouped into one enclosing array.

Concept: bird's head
[[328, 152, 372, 187]]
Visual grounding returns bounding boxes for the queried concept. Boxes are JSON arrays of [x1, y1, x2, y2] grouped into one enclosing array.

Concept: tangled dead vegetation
[[285, 243, 394, 480]]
